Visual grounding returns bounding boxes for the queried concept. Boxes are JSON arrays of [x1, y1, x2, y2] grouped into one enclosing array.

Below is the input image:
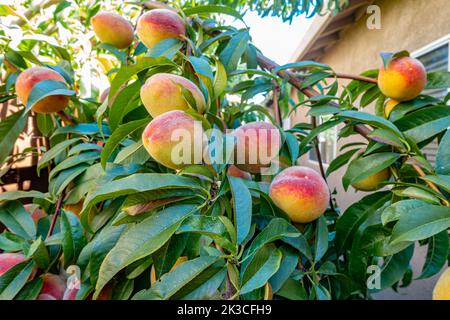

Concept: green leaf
[[25, 79, 74, 112], [326, 148, 359, 176], [15, 278, 43, 300], [314, 216, 328, 263], [343, 152, 399, 191], [37, 137, 80, 174], [0, 261, 34, 300], [219, 30, 249, 73], [109, 57, 175, 100], [108, 81, 142, 131], [49, 151, 100, 180], [101, 118, 149, 168], [273, 60, 331, 73], [36, 113, 54, 137], [49, 163, 90, 196], [391, 205, 450, 244], [243, 218, 299, 260], [152, 234, 187, 280], [213, 58, 227, 96], [177, 216, 236, 253], [339, 110, 403, 137], [393, 187, 441, 205], [27, 237, 50, 270], [370, 244, 414, 292], [0, 201, 36, 240], [133, 255, 224, 300], [184, 5, 244, 21], [0, 110, 27, 165], [0, 191, 47, 203], [114, 141, 149, 165], [418, 231, 449, 280], [228, 176, 252, 244], [240, 245, 282, 295], [426, 71, 450, 89], [52, 123, 110, 137], [68, 143, 103, 156], [335, 192, 390, 253], [95, 204, 197, 298], [436, 129, 450, 175], [275, 278, 307, 300], [61, 211, 87, 268], [381, 199, 429, 226], [394, 106, 450, 143], [269, 246, 298, 293], [299, 119, 344, 154]]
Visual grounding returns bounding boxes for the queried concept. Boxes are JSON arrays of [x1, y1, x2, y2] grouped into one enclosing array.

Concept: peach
[[15, 67, 69, 113], [378, 56, 426, 101], [0, 252, 27, 276], [24, 204, 47, 224], [37, 293, 57, 300], [269, 166, 330, 223], [351, 168, 390, 191], [233, 122, 281, 174], [384, 99, 400, 118], [91, 12, 134, 49], [39, 274, 66, 300], [228, 165, 252, 180], [433, 267, 450, 300], [142, 110, 204, 170], [140, 73, 206, 118], [136, 9, 185, 49]]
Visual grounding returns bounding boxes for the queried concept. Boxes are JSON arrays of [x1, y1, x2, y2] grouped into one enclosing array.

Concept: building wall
[[290, 0, 450, 299]]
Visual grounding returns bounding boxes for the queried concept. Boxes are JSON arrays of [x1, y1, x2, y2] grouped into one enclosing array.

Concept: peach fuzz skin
[[40, 274, 67, 300], [233, 122, 281, 174], [0, 252, 27, 277], [433, 267, 450, 300], [269, 166, 330, 223], [228, 165, 252, 180], [378, 56, 426, 102], [384, 99, 400, 118], [351, 168, 391, 192], [91, 12, 134, 49], [15, 67, 69, 114], [142, 110, 204, 170], [140, 73, 206, 118], [136, 9, 185, 49]]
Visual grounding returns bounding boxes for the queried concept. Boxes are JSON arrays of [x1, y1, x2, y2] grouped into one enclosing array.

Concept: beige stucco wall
[[290, 0, 450, 299]]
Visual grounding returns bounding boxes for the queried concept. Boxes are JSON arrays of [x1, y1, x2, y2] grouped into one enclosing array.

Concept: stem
[[46, 191, 65, 238], [332, 73, 378, 84], [57, 110, 76, 126], [272, 80, 282, 126]]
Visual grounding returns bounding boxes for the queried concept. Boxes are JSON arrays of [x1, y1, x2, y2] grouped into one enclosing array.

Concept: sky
[[225, 11, 314, 64]]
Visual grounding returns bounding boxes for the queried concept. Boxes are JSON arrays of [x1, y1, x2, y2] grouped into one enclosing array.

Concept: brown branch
[[332, 73, 378, 84], [57, 110, 76, 126], [272, 81, 282, 126], [46, 191, 65, 238]]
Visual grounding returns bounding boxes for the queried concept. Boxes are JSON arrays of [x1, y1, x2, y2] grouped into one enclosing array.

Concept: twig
[[272, 80, 282, 126], [46, 191, 65, 238]]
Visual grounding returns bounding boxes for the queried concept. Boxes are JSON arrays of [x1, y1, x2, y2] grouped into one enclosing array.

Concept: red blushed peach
[[15, 67, 69, 113], [269, 166, 330, 223], [233, 122, 281, 174], [140, 73, 206, 118], [351, 168, 391, 191], [433, 267, 450, 300], [39, 274, 66, 300], [91, 12, 134, 49], [136, 9, 185, 49], [142, 110, 204, 170], [37, 293, 57, 300], [378, 56, 427, 101], [228, 165, 252, 180], [0, 253, 27, 276], [385, 99, 400, 118]]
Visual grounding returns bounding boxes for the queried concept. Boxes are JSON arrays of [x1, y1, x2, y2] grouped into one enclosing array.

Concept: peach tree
[[0, 0, 449, 300]]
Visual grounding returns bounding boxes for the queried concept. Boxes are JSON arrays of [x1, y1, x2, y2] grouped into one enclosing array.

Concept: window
[[413, 35, 450, 164], [308, 114, 337, 165]]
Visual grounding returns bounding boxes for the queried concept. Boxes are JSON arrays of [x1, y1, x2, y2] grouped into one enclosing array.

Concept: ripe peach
[[233, 122, 281, 174], [378, 56, 426, 101], [140, 73, 206, 118], [37, 293, 57, 300], [433, 267, 450, 300], [269, 166, 330, 223], [384, 99, 400, 118], [351, 168, 390, 191], [91, 12, 134, 49], [15, 67, 69, 113], [142, 110, 204, 170], [0, 252, 27, 276], [228, 165, 252, 180], [39, 274, 66, 300], [136, 9, 185, 49]]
